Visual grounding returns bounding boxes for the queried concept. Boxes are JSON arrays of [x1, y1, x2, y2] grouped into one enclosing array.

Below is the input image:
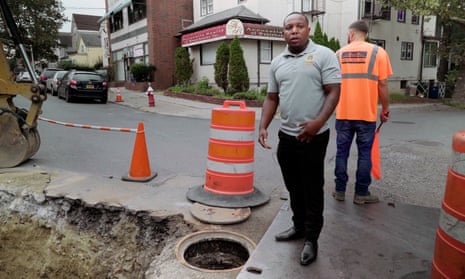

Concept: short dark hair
[[349, 20, 369, 33], [284, 12, 309, 26]]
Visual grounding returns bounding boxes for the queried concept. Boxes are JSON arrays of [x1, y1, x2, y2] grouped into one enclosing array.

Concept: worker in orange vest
[[333, 20, 392, 205]]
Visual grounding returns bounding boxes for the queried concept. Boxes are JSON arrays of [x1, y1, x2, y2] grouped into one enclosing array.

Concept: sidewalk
[[108, 87, 263, 120]]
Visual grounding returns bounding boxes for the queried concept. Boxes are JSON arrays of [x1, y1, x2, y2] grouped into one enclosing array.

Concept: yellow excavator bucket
[[0, 0, 46, 168]]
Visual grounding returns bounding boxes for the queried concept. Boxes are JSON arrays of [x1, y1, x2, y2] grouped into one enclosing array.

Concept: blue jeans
[[334, 120, 376, 195]]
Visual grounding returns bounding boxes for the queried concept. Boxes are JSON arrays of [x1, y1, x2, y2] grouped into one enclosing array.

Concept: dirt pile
[[0, 171, 195, 278]]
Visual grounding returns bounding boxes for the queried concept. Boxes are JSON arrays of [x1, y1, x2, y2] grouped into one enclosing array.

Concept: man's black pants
[[277, 129, 330, 242]]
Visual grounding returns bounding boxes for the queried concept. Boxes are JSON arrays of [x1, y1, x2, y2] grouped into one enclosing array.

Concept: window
[[200, 0, 213, 16], [128, 0, 146, 24], [200, 43, 218, 65], [411, 15, 420, 25], [381, 3, 391, 20], [423, 41, 437, 67], [363, 0, 373, 18], [110, 10, 123, 33], [400, 80, 407, 89], [364, 0, 391, 20], [370, 39, 385, 49], [302, 0, 311, 12], [401, 42, 414, 60], [260, 41, 272, 63], [397, 10, 406, 22]]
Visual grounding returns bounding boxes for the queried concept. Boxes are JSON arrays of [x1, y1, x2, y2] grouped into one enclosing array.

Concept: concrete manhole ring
[[175, 230, 256, 273]]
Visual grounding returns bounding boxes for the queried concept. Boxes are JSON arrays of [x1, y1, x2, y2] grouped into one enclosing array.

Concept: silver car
[[50, 70, 68, 96]]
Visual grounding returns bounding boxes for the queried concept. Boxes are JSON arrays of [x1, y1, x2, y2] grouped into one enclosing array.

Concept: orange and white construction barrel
[[431, 130, 465, 279], [187, 100, 269, 208]]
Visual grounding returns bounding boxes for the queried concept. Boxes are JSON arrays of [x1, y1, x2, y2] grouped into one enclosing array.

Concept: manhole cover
[[190, 202, 251, 225], [175, 230, 256, 273]]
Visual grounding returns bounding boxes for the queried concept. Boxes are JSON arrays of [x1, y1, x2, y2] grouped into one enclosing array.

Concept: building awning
[[98, 0, 132, 22], [181, 19, 283, 47]]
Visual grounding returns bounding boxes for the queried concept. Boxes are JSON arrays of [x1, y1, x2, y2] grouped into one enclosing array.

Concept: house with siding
[[55, 14, 104, 68], [99, 0, 440, 94], [180, 0, 440, 94]]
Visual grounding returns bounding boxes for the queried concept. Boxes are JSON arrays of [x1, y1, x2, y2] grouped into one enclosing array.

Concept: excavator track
[[0, 108, 40, 168]]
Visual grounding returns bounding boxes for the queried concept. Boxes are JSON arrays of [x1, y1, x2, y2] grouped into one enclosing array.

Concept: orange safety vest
[[336, 42, 391, 122]]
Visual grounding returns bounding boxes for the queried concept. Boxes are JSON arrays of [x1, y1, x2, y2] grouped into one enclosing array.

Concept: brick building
[[100, 0, 193, 89]]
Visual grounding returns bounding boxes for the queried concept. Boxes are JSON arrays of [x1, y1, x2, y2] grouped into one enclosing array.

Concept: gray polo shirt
[[268, 40, 341, 136]]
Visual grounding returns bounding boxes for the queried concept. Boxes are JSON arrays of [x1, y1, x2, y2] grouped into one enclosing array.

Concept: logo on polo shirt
[[305, 54, 314, 65]]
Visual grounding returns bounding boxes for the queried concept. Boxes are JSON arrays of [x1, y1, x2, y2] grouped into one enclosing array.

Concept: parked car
[[16, 71, 33, 83], [57, 71, 108, 103], [40, 68, 64, 93], [50, 70, 68, 96]]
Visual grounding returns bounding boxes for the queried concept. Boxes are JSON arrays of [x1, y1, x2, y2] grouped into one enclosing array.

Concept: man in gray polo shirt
[[258, 11, 341, 266]]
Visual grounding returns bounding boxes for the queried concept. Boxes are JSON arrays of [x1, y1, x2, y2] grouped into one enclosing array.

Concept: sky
[[60, 0, 106, 32]]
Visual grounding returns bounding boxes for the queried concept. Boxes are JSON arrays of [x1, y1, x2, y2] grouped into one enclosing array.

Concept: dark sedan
[[57, 71, 108, 103]]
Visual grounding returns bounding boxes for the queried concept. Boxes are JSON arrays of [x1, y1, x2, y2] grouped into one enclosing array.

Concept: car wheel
[[101, 96, 108, 104], [51, 88, 57, 96]]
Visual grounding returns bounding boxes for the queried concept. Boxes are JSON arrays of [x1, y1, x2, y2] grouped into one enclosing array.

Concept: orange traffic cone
[[115, 88, 123, 102], [122, 122, 157, 182]]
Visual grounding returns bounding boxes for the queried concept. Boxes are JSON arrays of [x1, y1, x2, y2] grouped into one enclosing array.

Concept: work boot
[[332, 191, 345, 201], [274, 226, 305, 241], [300, 240, 318, 265], [354, 192, 379, 205]]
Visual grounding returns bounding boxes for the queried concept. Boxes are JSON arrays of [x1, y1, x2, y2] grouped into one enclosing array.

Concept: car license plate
[[86, 84, 94, 89]]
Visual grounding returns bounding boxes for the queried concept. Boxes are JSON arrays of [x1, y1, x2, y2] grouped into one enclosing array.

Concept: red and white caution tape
[[38, 116, 137, 133]]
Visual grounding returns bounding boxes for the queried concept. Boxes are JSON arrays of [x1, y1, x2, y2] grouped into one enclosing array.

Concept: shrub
[[228, 36, 249, 94], [196, 77, 210, 91], [174, 47, 193, 86], [214, 42, 229, 92], [130, 63, 156, 82]]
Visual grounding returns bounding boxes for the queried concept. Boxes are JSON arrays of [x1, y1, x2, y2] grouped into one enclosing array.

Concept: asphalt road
[[8, 92, 465, 278], [15, 94, 464, 208]]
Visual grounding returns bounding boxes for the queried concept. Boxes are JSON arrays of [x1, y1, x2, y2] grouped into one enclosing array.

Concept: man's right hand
[[258, 129, 272, 149], [380, 110, 390, 122]]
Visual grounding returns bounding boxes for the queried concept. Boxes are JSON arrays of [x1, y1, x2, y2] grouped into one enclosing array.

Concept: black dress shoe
[[300, 241, 318, 265], [274, 226, 305, 241]]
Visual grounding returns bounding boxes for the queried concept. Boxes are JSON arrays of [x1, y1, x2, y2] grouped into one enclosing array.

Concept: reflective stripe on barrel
[[204, 101, 255, 196], [432, 130, 465, 279]]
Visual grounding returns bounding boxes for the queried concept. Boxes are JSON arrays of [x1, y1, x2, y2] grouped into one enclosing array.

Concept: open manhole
[[175, 230, 256, 273]]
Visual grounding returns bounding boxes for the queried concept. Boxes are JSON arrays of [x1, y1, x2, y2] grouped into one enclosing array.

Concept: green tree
[[214, 42, 229, 92], [228, 37, 249, 93], [328, 37, 340, 52], [389, 0, 465, 102], [311, 21, 340, 52], [0, 0, 65, 62], [311, 21, 326, 45], [174, 47, 193, 86]]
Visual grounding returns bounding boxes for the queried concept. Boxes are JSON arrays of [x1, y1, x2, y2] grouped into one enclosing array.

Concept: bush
[[174, 47, 193, 86], [130, 63, 156, 82], [228, 36, 249, 94], [232, 92, 259, 100], [214, 42, 229, 92]]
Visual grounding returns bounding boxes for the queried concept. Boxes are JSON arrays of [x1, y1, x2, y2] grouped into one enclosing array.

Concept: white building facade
[[182, 0, 440, 93]]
